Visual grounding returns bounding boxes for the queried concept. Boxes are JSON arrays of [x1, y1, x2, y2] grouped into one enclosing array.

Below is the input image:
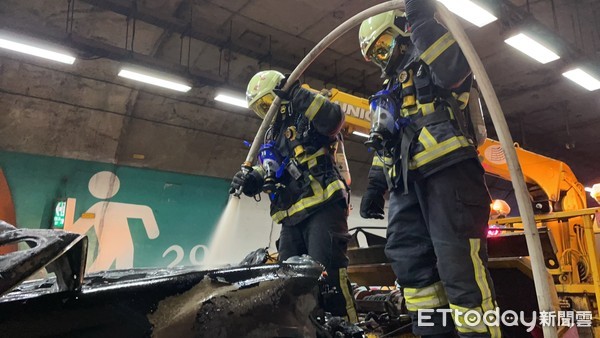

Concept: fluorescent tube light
[[214, 94, 248, 108], [504, 33, 560, 64], [118, 68, 191, 92], [352, 131, 369, 138], [585, 187, 593, 192], [436, 0, 497, 27], [0, 37, 75, 64], [562, 68, 600, 91]]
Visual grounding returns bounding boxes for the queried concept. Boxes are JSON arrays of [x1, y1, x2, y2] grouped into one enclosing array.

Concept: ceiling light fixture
[[352, 131, 369, 138], [118, 67, 192, 92], [214, 94, 248, 108], [504, 33, 560, 64], [0, 36, 76, 65], [436, 0, 497, 27], [562, 68, 600, 91]]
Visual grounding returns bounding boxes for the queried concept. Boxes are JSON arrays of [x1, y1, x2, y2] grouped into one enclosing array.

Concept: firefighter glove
[[273, 74, 300, 101], [229, 169, 262, 196], [360, 190, 385, 219], [360, 164, 388, 219]]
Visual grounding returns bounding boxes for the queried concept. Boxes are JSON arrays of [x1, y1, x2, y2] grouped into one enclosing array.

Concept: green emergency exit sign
[[53, 200, 66, 229]]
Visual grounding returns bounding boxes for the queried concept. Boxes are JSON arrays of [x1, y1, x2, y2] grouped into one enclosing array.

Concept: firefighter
[[358, 1, 499, 337], [229, 70, 357, 323]]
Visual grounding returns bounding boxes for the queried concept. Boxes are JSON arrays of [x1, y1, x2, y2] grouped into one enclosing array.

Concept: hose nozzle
[[232, 161, 253, 198]]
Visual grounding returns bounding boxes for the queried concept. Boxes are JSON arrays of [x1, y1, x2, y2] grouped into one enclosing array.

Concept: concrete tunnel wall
[[0, 55, 382, 272], [0, 54, 375, 189]]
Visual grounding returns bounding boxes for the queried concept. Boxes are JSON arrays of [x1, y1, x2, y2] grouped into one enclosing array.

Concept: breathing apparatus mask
[[368, 34, 411, 77], [258, 141, 286, 194], [364, 89, 407, 153], [360, 12, 412, 77]]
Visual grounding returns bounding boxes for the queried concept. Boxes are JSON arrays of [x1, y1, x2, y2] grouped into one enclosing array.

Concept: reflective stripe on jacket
[[377, 20, 478, 182], [389, 66, 476, 178], [268, 87, 347, 225], [270, 147, 347, 224]]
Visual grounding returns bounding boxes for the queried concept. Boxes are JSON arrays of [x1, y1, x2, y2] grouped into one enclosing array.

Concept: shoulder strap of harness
[[398, 102, 453, 195]]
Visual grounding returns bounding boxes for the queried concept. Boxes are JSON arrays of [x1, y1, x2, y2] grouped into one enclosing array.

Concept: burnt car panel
[[0, 223, 324, 338]]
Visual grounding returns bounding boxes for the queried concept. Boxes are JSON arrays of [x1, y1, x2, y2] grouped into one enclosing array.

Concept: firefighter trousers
[[278, 198, 358, 323], [386, 159, 500, 337]]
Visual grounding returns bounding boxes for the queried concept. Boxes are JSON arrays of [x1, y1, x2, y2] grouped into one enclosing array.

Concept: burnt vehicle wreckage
[[0, 222, 374, 338], [0, 221, 562, 338], [1, 220, 555, 338]]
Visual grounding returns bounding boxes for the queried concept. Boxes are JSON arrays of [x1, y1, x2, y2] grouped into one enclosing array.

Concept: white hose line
[[242, 2, 556, 336], [436, 3, 557, 337], [243, 0, 406, 165]]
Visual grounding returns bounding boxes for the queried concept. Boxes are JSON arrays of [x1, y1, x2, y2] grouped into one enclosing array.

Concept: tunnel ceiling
[[0, 0, 599, 191]]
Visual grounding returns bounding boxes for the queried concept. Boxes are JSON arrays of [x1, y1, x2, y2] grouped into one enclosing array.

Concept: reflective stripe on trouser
[[385, 159, 498, 337], [277, 198, 357, 322], [404, 281, 448, 312], [450, 303, 500, 336], [338, 268, 359, 323]]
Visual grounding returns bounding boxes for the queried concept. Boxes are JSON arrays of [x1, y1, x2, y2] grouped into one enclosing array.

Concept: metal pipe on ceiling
[[550, 0, 559, 32], [78, 0, 370, 92]]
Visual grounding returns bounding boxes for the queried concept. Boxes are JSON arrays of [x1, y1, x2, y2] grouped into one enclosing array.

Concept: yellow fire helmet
[[359, 10, 410, 71], [246, 70, 285, 119]]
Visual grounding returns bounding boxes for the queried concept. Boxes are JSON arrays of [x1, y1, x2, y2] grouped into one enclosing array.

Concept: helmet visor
[[250, 93, 275, 119], [365, 29, 397, 69]]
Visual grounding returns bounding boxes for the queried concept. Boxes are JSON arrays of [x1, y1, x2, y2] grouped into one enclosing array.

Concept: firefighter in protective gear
[[230, 70, 357, 323], [359, 2, 499, 338]]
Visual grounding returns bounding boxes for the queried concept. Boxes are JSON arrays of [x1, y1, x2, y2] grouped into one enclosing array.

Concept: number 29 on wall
[[162, 244, 208, 267]]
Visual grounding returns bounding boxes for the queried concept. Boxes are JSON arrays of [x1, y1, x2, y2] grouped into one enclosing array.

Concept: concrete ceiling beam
[[78, 0, 365, 91]]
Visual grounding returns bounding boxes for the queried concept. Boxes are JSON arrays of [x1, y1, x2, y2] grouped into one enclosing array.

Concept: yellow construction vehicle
[[305, 84, 600, 337]]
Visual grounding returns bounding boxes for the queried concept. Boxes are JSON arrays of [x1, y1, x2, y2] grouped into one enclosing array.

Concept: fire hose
[[239, 2, 557, 336]]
